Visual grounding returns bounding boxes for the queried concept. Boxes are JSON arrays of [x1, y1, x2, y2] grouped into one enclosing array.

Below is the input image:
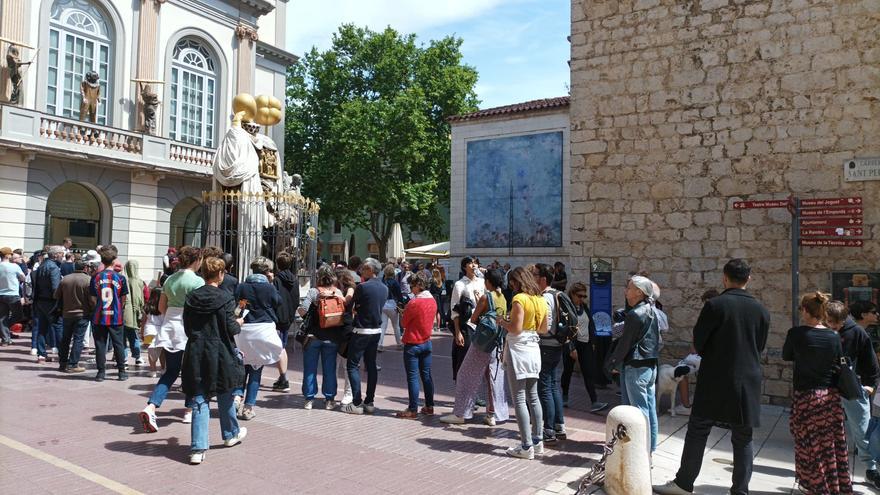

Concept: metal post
[[791, 197, 800, 328]]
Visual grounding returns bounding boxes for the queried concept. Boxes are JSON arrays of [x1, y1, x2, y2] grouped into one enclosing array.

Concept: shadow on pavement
[[724, 463, 795, 478], [104, 436, 189, 464], [37, 372, 92, 381]]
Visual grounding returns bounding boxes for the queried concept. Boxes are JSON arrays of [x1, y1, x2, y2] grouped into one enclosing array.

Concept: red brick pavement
[[0, 330, 614, 494]]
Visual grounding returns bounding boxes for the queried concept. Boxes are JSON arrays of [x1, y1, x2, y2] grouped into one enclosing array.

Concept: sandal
[[395, 409, 418, 419]]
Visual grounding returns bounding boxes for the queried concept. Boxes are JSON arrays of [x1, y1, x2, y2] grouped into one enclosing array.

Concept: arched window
[[169, 39, 217, 148], [47, 0, 112, 125]]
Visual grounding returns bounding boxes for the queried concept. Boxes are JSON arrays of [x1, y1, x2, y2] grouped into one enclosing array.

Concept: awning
[[404, 241, 449, 259]]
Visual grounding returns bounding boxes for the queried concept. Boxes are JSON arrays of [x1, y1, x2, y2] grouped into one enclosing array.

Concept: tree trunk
[[376, 236, 388, 263]]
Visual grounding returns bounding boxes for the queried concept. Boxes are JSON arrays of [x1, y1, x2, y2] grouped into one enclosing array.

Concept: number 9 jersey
[[90, 268, 129, 326]]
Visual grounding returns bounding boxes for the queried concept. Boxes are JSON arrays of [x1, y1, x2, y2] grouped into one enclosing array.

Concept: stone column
[[134, 0, 165, 133], [235, 24, 258, 95], [0, 0, 31, 102]]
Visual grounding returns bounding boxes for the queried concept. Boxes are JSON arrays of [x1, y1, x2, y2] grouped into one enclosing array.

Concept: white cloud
[[285, 0, 505, 54]]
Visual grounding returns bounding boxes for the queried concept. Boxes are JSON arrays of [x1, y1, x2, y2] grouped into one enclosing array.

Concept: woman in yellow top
[[497, 267, 548, 460], [440, 269, 510, 426]]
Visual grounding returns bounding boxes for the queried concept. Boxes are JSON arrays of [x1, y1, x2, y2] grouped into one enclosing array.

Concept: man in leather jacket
[[606, 275, 659, 453]]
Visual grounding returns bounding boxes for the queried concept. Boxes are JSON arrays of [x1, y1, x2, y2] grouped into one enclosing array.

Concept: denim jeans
[[621, 364, 658, 452], [380, 304, 402, 348], [302, 339, 338, 400], [123, 326, 141, 361], [538, 345, 564, 435], [506, 365, 543, 449], [346, 333, 380, 406], [403, 340, 434, 411], [0, 294, 18, 343], [148, 350, 184, 407], [190, 391, 241, 452], [93, 324, 126, 373], [867, 416, 880, 461], [233, 365, 263, 406], [675, 415, 754, 495], [34, 300, 62, 356], [842, 387, 875, 471], [59, 317, 88, 367]]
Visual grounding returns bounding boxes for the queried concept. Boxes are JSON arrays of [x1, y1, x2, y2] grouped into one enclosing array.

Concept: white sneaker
[[533, 441, 545, 455], [325, 400, 337, 410], [304, 400, 313, 410], [506, 445, 534, 460], [30, 348, 37, 356], [223, 427, 247, 447], [50, 347, 58, 355], [135, 358, 145, 366], [653, 480, 691, 494], [341, 392, 353, 405], [674, 405, 692, 416], [440, 414, 465, 425], [483, 415, 496, 427], [189, 450, 206, 464], [139, 408, 159, 433], [182, 411, 192, 424]]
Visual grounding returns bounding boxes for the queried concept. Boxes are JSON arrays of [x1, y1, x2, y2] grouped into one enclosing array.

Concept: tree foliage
[[285, 25, 479, 259]]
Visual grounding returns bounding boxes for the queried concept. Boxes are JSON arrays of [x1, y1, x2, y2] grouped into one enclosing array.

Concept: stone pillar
[[604, 405, 651, 495], [134, 0, 165, 133], [0, 0, 31, 102], [128, 171, 165, 281], [235, 24, 258, 95]]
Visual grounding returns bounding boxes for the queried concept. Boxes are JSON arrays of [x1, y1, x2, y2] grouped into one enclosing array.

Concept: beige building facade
[[0, 0, 294, 280], [570, 0, 879, 403]]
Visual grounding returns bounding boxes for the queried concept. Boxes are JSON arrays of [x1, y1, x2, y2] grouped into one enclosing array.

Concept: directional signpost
[[733, 195, 867, 326]]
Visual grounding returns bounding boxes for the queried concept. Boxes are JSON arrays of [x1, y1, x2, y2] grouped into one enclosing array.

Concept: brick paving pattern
[[0, 331, 609, 494]]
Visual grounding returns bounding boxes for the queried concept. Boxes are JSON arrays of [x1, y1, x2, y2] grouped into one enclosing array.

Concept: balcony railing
[[0, 105, 215, 176]]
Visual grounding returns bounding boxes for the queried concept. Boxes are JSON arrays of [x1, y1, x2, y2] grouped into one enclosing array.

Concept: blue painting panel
[[465, 131, 563, 248]]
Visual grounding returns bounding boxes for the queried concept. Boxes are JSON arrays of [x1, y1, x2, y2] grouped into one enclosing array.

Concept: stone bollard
[[604, 405, 651, 495]]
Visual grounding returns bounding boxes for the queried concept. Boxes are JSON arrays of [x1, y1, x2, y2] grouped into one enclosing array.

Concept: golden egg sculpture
[[232, 93, 257, 121]]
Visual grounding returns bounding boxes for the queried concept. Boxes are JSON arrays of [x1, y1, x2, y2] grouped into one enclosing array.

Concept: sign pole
[[791, 196, 800, 328]]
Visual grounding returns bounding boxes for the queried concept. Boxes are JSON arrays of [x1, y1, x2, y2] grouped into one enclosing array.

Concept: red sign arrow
[[733, 200, 790, 209], [800, 197, 862, 207], [800, 207, 863, 217], [800, 239, 864, 247], [800, 217, 863, 227], [800, 227, 864, 237]]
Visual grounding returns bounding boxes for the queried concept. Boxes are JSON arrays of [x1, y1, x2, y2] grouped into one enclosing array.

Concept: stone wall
[[570, 0, 880, 404]]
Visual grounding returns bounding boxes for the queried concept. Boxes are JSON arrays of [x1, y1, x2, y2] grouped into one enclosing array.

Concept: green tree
[[285, 24, 479, 261]]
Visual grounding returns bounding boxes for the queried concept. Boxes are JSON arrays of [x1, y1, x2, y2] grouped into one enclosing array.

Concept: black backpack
[[551, 290, 579, 344]]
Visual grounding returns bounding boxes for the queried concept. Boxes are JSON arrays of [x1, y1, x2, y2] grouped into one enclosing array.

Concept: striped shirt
[[90, 269, 129, 326]]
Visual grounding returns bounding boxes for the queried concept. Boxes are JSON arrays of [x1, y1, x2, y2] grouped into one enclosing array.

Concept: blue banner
[[590, 271, 613, 337]]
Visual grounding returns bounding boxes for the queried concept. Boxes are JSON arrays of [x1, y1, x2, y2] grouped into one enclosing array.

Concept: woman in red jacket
[[396, 271, 437, 419]]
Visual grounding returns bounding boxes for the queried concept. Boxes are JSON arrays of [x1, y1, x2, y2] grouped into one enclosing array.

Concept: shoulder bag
[[833, 356, 861, 400], [472, 292, 504, 353]]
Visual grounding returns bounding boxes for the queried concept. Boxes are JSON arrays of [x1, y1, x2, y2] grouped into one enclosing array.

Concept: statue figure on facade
[[6, 44, 32, 105], [281, 172, 303, 195], [140, 84, 159, 134], [79, 70, 100, 123]]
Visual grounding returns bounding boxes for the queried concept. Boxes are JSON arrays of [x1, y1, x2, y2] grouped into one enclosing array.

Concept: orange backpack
[[316, 288, 346, 329]]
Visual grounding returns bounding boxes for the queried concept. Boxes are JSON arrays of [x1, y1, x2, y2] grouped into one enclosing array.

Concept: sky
[[283, 0, 571, 109]]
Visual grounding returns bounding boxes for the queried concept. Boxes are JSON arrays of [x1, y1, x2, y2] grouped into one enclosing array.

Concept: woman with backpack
[[379, 264, 403, 351], [297, 265, 346, 410], [440, 269, 510, 426]]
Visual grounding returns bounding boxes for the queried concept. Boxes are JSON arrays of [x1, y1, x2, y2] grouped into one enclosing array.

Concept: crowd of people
[[2, 244, 880, 493]]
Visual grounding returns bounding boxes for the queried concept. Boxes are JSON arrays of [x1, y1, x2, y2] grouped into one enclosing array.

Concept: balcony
[[0, 105, 215, 177]]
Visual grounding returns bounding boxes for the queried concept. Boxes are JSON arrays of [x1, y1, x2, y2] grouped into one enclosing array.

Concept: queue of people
[[6, 245, 880, 492]]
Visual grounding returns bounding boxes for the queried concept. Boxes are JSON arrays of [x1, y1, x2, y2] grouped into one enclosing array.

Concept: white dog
[[656, 364, 686, 416]]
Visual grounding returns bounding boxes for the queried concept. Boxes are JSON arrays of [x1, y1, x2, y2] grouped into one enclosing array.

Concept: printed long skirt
[[451, 344, 509, 421], [790, 388, 853, 494]]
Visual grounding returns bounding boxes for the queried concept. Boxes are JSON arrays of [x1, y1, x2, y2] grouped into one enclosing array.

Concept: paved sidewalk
[[0, 330, 830, 494]]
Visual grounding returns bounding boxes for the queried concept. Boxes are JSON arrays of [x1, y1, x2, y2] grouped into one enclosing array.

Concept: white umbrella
[[404, 241, 450, 259], [386, 223, 405, 261]]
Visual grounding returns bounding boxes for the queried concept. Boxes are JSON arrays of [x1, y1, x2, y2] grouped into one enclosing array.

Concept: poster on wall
[[465, 131, 563, 248], [830, 271, 880, 307]]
